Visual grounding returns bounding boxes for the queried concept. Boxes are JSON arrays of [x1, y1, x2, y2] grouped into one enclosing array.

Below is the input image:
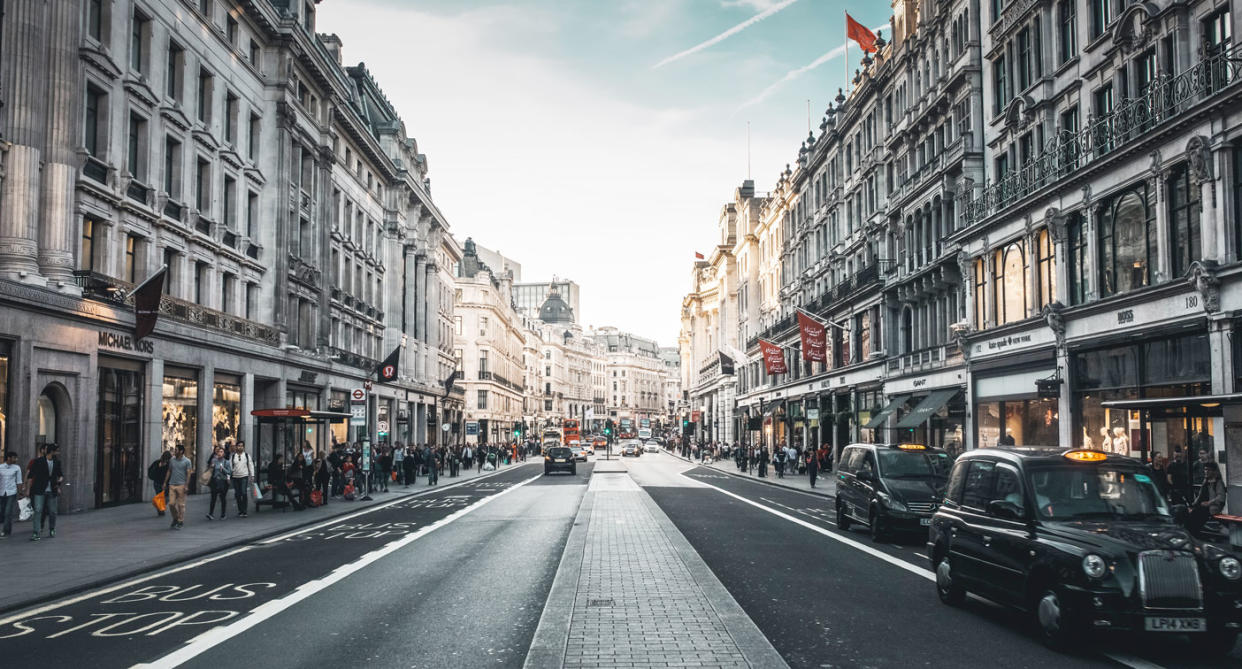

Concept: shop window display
[[0, 343, 10, 454], [977, 398, 1059, 449], [213, 380, 241, 450], [162, 374, 198, 482]]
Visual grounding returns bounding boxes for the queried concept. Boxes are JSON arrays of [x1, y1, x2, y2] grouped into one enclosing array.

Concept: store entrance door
[[97, 364, 145, 507]]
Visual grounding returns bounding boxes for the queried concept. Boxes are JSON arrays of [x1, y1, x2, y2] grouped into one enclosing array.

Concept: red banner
[[846, 13, 877, 53], [759, 339, 788, 375], [797, 311, 827, 362]]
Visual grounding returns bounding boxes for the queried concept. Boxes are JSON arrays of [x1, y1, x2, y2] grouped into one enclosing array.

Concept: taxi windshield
[[1027, 465, 1170, 521], [877, 450, 948, 479]]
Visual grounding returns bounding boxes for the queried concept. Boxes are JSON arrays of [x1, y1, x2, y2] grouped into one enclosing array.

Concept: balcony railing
[[157, 293, 280, 346], [73, 269, 130, 303], [83, 157, 109, 184], [966, 45, 1242, 225]]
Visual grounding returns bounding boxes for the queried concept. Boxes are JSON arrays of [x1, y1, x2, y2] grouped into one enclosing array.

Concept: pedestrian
[[163, 444, 193, 530], [205, 445, 232, 520], [379, 447, 392, 492], [147, 451, 171, 516], [393, 443, 405, 486], [26, 443, 63, 541], [775, 447, 787, 478], [1189, 462, 1227, 537], [312, 456, 330, 506], [402, 445, 417, 486], [757, 447, 769, 478], [425, 445, 438, 485], [449, 446, 460, 477], [1151, 453, 1172, 503], [0, 450, 22, 538], [230, 440, 254, 518], [327, 443, 343, 497], [806, 447, 819, 488]]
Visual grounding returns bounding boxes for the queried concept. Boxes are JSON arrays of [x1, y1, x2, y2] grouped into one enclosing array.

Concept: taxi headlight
[[1220, 556, 1242, 581], [877, 492, 907, 512], [1082, 554, 1107, 579]]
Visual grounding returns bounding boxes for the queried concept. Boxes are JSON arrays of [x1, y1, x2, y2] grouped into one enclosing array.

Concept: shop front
[[96, 356, 145, 507], [973, 352, 1060, 450], [1073, 331, 1213, 465], [862, 392, 907, 444], [0, 340, 10, 455], [895, 388, 966, 456]]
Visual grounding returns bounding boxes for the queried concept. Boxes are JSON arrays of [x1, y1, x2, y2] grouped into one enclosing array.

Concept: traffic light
[[513, 421, 523, 437]]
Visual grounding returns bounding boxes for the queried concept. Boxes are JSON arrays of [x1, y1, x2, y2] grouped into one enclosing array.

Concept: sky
[[318, 0, 891, 346]]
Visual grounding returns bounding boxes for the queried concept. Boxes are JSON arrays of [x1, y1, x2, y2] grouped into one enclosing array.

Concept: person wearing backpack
[[775, 445, 787, 479], [230, 441, 253, 518], [205, 445, 232, 520], [147, 451, 171, 516]]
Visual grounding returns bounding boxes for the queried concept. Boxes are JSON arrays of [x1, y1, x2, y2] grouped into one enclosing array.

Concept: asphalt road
[[633, 453, 1241, 669], [0, 461, 592, 669]]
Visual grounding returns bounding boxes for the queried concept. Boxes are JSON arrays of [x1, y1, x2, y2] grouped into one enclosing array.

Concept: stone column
[[241, 372, 255, 452], [37, 0, 84, 288], [415, 254, 428, 342], [146, 357, 166, 501], [198, 365, 216, 487], [982, 251, 995, 329], [0, 1, 48, 282]]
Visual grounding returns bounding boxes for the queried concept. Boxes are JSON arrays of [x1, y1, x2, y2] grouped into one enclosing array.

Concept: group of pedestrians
[[0, 443, 65, 541]]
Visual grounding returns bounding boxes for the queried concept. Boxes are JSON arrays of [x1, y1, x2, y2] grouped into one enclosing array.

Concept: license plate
[[555, 459, 566, 463], [1144, 617, 1206, 632], [919, 518, 931, 526]]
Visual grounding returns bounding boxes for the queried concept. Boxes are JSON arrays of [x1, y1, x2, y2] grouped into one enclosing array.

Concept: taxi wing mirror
[[988, 499, 1025, 520]]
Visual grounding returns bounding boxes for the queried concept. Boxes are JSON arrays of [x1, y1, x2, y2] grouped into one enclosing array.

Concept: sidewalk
[[525, 460, 787, 669], [0, 462, 513, 615], [668, 449, 837, 498]]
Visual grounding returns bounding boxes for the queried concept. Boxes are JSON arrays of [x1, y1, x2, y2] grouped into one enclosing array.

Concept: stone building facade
[[0, 0, 455, 511]]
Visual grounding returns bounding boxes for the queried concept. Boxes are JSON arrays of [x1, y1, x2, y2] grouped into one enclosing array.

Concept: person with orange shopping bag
[[147, 451, 170, 516]]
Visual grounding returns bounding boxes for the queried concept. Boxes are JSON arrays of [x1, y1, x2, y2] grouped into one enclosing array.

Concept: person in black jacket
[[267, 454, 295, 509], [26, 443, 64, 540], [147, 451, 171, 516]]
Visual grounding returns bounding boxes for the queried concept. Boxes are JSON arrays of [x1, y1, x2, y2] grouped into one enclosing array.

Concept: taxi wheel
[[835, 502, 851, 531], [868, 508, 888, 543], [935, 556, 966, 606], [1035, 586, 1076, 648]]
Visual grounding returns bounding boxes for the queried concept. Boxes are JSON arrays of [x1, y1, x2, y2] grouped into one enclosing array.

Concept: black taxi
[[928, 447, 1242, 656], [835, 442, 950, 542]]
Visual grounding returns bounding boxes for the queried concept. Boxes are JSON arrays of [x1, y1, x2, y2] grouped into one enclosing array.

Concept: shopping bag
[[309, 490, 323, 507], [18, 497, 33, 522], [482, 462, 495, 471], [152, 491, 167, 513], [343, 484, 355, 501], [391, 471, 397, 482], [198, 470, 213, 487], [250, 481, 262, 500]]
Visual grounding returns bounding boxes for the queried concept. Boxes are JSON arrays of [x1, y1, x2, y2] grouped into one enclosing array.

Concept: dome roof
[[539, 286, 574, 324]]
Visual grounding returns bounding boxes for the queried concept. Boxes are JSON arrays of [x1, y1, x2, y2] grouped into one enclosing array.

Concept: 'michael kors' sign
[[98, 330, 154, 354]]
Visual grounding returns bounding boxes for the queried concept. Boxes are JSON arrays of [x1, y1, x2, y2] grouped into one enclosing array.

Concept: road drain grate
[[587, 598, 615, 607]]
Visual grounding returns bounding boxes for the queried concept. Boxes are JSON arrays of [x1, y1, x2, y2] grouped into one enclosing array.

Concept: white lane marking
[[689, 475, 1174, 669], [0, 465, 527, 627], [136, 474, 542, 669], [914, 553, 929, 561], [688, 474, 933, 582]]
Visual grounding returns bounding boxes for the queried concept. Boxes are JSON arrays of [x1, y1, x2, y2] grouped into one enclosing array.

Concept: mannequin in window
[[1099, 426, 1113, 454], [1112, 427, 1130, 455]]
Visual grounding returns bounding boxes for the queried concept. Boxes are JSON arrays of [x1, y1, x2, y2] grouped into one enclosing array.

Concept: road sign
[[350, 405, 366, 426], [361, 443, 371, 472], [364, 380, 373, 391], [377, 420, 389, 433], [351, 388, 366, 402], [466, 421, 479, 436]]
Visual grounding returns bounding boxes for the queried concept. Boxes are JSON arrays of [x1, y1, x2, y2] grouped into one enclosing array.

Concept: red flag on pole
[[694, 252, 705, 260], [846, 13, 877, 53], [133, 265, 168, 342], [758, 339, 788, 375], [797, 311, 827, 362]]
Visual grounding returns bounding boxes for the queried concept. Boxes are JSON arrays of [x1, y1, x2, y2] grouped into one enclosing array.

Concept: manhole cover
[[587, 598, 615, 607]]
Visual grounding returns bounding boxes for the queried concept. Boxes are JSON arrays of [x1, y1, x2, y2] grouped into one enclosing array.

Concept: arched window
[[901, 307, 914, 354], [1037, 228, 1056, 308], [1099, 186, 1154, 297], [994, 241, 1028, 325]]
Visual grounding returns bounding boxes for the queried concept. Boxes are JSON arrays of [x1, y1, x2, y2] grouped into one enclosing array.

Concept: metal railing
[[966, 45, 1241, 225]]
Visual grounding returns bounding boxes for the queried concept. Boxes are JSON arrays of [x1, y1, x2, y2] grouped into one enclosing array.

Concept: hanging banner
[[797, 311, 827, 362], [759, 339, 788, 375]]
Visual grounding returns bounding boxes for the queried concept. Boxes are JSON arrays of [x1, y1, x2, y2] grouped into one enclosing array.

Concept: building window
[[124, 234, 138, 283], [479, 349, 489, 374], [1234, 149, 1242, 261], [166, 42, 184, 102], [197, 69, 214, 124], [195, 158, 211, 213], [1036, 228, 1056, 308], [247, 113, 260, 161], [226, 15, 239, 46], [127, 114, 146, 181], [1017, 26, 1032, 91], [194, 261, 207, 305], [1168, 164, 1201, 278], [1058, 0, 1077, 64], [222, 177, 236, 229], [477, 390, 488, 410], [249, 39, 260, 65], [164, 136, 181, 199], [84, 85, 106, 157], [973, 258, 987, 327], [1098, 185, 1155, 297], [246, 191, 258, 237], [1090, 0, 1112, 39], [87, 0, 104, 42], [80, 218, 97, 272], [994, 242, 1028, 325], [221, 273, 234, 313], [130, 9, 150, 74], [245, 283, 256, 319], [224, 93, 239, 145], [992, 55, 1008, 115]]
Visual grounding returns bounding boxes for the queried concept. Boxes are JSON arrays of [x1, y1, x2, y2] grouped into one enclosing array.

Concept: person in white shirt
[[230, 441, 253, 517], [0, 451, 22, 537]]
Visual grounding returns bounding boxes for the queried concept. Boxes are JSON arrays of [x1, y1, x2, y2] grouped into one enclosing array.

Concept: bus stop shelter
[[250, 408, 351, 485]]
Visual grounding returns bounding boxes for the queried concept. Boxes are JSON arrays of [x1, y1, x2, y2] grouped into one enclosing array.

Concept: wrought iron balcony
[[83, 157, 109, 184], [73, 270, 130, 303], [158, 294, 280, 346], [966, 45, 1242, 225]]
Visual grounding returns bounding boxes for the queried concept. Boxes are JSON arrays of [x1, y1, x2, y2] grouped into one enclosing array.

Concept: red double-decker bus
[[563, 419, 581, 445]]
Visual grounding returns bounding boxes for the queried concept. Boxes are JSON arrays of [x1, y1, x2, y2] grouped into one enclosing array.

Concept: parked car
[[835, 443, 950, 542], [543, 446, 576, 476], [928, 447, 1242, 656], [570, 445, 588, 462]]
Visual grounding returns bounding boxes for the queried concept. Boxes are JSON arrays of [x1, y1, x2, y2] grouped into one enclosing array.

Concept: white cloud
[[652, 0, 800, 69], [318, 2, 772, 344], [739, 22, 890, 110]]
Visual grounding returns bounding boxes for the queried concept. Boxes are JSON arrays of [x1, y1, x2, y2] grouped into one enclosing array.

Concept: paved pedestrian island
[[526, 460, 787, 668]]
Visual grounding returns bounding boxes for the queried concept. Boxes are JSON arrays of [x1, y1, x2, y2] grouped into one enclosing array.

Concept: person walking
[[1189, 462, 1227, 537], [775, 446, 787, 479], [757, 447, 769, 478], [448, 446, 460, 478], [312, 456, 330, 506], [425, 445, 438, 485], [806, 447, 820, 489], [378, 447, 392, 493], [402, 445, 417, 487], [147, 451, 171, 517], [327, 443, 344, 498], [205, 445, 232, 520], [0, 450, 22, 538], [230, 441, 254, 518], [393, 444, 405, 486], [26, 443, 63, 540], [163, 444, 193, 530]]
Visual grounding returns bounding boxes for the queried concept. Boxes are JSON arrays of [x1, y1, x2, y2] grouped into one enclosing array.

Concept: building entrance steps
[[525, 465, 788, 669]]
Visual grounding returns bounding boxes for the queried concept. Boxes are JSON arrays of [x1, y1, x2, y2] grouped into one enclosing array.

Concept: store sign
[[466, 421, 479, 436], [807, 408, 820, 420], [1036, 378, 1063, 399], [98, 330, 154, 354], [1066, 290, 1201, 340], [690, 411, 701, 422], [972, 325, 1053, 360], [351, 388, 366, 402]]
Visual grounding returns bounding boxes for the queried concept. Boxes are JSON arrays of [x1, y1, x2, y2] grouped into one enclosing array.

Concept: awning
[[863, 396, 909, 429], [895, 389, 959, 429], [763, 400, 785, 416], [1100, 393, 1242, 411]]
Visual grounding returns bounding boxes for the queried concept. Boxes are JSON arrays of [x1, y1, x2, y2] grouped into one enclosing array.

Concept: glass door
[[97, 367, 144, 506]]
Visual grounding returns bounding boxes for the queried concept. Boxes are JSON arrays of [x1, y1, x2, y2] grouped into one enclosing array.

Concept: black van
[[835, 443, 950, 542]]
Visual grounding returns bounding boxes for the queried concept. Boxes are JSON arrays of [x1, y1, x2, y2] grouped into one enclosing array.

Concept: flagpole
[[796, 306, 851, 333], [844, 10, 849, 95], [128, 263, 169, 299]]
